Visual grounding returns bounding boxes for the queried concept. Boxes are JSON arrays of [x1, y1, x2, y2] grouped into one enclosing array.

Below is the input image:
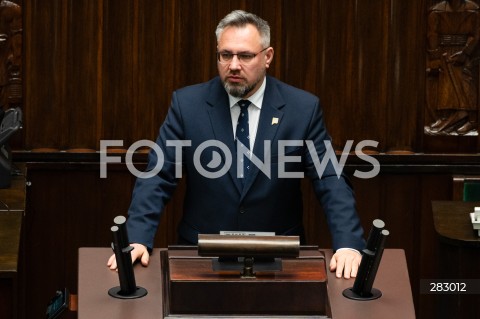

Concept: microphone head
[[372, 219, 385, 229], [114, 215, 127, 226]]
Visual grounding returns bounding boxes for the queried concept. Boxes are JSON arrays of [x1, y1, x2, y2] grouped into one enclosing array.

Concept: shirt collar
[[228, 76, 266, 110]]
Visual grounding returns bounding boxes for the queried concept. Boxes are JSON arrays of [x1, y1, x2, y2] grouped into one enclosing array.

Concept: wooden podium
[[0, 165, 25, 319], [431, 201, 480, 318], [78, 247, 415, 319]]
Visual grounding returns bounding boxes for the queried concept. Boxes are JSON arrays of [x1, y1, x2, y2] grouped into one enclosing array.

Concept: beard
[[223, 81, 255, 98], [222, 71, 265, 98]]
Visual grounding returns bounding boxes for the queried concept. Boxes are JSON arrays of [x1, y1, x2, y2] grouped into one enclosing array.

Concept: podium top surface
[[0, 165, 25, 275], [432, 200, 480, 246], [324, 249, 415, 319], [0, 211, 22, 274], [78, 247, 415, 319]]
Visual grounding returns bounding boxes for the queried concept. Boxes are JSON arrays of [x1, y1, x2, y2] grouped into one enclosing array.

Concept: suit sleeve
[[304, 99, 365, 252], [126, 91, 184, 250]]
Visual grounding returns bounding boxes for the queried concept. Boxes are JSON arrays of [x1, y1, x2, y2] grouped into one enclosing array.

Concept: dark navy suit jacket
[[126, 76, 365, 251]]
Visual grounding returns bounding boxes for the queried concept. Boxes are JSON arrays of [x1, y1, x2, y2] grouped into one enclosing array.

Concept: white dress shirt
[[228, 76, 266, 153]]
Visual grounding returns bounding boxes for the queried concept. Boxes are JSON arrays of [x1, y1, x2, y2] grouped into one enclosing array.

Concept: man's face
[[217, 24, 273, 98]]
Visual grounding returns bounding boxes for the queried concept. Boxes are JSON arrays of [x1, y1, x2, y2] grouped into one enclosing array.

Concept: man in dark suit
[[108, 10, 365, 278]]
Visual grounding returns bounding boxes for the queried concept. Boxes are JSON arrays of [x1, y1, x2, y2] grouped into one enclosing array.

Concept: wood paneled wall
[[22, 0, 478, 153]]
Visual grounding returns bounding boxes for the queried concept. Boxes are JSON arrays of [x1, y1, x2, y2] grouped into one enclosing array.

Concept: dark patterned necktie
[[235, 100, 251, 183]]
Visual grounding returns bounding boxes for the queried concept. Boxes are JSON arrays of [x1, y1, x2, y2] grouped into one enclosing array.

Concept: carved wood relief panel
[[425, 0, 479, 136]]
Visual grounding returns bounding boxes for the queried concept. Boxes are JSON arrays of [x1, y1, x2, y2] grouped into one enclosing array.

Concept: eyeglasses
[[217, 47, 268, 64]]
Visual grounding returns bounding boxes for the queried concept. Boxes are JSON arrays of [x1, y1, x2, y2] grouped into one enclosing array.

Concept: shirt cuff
[[336, 247, 361, 256]]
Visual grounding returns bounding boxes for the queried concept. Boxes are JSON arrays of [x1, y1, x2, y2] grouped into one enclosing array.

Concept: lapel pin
[[271, 117, 279, 125]]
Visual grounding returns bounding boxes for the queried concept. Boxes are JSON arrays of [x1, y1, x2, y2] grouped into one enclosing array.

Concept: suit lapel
[[206, 78, 243, 194]]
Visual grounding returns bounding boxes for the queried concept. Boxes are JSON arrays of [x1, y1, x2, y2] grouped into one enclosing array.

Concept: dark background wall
[[8, 0, 480, 318], [20, 0, 450, 153]]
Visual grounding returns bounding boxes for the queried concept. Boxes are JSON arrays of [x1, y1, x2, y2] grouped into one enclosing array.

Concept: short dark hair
[[215, 10, 270, 48]]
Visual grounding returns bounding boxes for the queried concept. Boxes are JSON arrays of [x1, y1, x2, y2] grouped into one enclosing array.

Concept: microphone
[[343, 219, 389, 301], [108, 216, 147, 299]]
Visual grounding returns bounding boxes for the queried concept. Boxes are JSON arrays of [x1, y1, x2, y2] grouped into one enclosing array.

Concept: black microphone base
[[342, 287, 382, 301], [108, 286, 148, 299]]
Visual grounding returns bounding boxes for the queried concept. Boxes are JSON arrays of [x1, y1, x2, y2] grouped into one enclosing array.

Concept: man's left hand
[[329, 249, 362, 279]]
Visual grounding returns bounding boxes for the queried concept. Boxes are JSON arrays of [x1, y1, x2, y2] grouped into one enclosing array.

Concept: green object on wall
[[463, 182, 480, 201]]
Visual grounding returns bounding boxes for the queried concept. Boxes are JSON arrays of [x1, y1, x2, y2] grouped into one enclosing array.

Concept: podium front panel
[[163, 247, 328, 317]]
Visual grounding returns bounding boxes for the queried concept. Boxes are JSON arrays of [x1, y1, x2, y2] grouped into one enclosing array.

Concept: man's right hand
[[107, 243, 150, 270]]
